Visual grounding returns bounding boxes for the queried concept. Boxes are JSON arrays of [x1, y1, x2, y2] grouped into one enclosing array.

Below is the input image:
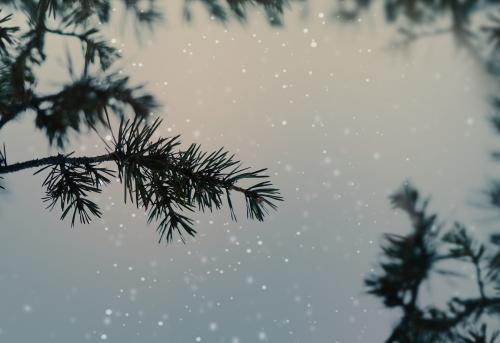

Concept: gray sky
[[0, 1, 497, 342]]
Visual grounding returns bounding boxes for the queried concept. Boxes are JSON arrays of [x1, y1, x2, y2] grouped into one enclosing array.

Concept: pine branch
[[0, 153, 114, 174], [371, 183, 500, 342], [0, 10, 19, 55], [0, 117, 282, 242], [0, 151, 277, 203]]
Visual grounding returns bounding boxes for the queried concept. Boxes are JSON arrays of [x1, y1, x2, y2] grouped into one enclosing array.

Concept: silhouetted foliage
[[333, 1, 500, 73], [0, 1, 285, 242], [183, 0, 292, 25], [3, 0, 500, 339], [0, 0, 295, 143], [0, 1, 162, 144], [367, 184, 500, 342], [334, 1, 500, 342]]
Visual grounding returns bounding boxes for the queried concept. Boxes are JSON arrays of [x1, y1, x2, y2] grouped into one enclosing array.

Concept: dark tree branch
[[0, 153, 114, 174], [0, 151, 271, 199]]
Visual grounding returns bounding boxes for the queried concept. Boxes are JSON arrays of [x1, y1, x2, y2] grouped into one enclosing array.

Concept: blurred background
[[0, 1, 497, 342]]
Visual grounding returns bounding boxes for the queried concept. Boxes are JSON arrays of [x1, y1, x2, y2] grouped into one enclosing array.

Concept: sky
[[0, 1, 498, 342]]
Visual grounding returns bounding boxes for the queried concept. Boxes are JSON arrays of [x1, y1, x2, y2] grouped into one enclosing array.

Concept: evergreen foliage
[[367, 184, 500, 342], [344, 1, 500, 342], [3, 0, 500, 340], [0, 1, 284, 242]]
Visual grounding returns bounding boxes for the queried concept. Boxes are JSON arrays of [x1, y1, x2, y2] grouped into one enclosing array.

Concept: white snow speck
[[209, 322, 218, 331]]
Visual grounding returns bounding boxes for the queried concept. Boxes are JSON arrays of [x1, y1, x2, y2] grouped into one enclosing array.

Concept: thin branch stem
[[0, 153, 258, 198], [45, 27, 90, 42], [0, 153, 113, 174], [472, 256, 487, 301]]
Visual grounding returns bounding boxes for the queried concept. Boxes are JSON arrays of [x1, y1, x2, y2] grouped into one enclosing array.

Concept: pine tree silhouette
[[349, 1, 500, 342], [0, 0, 286, 243], [4, 1, 500, 340], [367, 183, 500, 342]]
